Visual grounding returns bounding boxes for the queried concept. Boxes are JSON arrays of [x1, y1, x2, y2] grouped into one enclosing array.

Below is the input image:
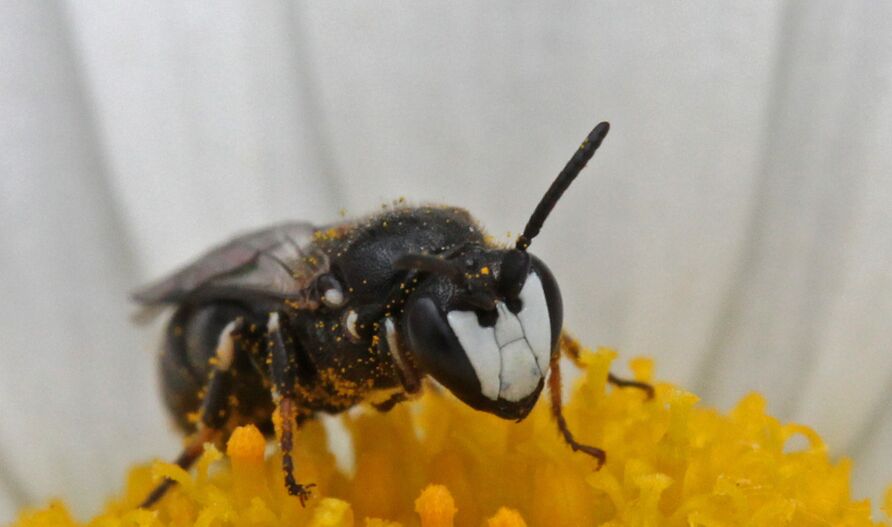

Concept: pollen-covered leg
[[548, 351, 606, 468], [141, 319, 244, 508], [276, 396, 314, 505], [560, 332, 654, 399], [267, 312, 315, 506]]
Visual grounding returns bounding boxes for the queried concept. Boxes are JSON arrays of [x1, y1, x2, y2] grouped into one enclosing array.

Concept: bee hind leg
[[140, 318, 243, 508], [139, 426, 220, 508]]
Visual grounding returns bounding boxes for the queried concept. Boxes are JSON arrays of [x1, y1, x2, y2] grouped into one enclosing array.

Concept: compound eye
[[317, 273, 346, 308]]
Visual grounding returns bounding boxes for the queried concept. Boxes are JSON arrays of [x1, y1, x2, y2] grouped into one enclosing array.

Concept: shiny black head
[[397, 122, 611, 420]]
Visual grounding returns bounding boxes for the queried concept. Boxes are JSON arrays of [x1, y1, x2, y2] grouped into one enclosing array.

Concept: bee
[[133, 122, 652, 507]]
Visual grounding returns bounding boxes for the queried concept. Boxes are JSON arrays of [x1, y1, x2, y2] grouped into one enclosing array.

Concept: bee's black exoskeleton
[[133, 121, 652, 508]]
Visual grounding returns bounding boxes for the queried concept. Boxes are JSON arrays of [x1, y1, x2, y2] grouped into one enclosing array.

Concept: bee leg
[[139, 427, 220, 508], [267, 312, 315, 507], [372, 392, 407, 412], [559, 332, 654, 399], [558, 332, 585, 365], [548, 351, 606, 468], [607, 372, 655, 399], [140, 318, 242, 508]]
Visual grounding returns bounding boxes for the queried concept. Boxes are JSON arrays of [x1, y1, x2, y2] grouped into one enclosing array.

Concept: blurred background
[[1, 1, 891, 521]]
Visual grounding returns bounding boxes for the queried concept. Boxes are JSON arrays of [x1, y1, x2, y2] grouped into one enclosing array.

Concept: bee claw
[[288, 482, 316, 507], [573, 443, 606, 469]]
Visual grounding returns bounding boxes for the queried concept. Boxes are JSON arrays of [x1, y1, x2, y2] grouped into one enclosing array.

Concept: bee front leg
[[548, 350, 606, 468], [606, 372, 655, 399], [559, 332, 654, 399], [140, 318, 243, 508], [267, 312, 315, 507]]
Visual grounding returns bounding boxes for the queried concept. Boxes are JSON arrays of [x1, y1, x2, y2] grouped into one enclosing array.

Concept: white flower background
[[1, 1, 891, 522]]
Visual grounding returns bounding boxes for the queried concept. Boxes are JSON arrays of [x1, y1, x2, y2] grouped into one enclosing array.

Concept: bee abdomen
[[159, 302, 256, 432]]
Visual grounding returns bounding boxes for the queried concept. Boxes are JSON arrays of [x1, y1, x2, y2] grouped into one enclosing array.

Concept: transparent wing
[[131, 221, 327, 306]]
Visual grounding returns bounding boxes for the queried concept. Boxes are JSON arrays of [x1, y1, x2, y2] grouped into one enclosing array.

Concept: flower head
[[12, 347, 891, 526]]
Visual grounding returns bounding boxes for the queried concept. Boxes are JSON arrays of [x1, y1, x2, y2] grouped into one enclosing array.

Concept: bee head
[[396, 121, 610, 420], [398, 247, 561, 419]]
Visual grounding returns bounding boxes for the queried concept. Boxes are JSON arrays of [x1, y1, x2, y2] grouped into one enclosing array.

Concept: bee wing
[[131, 221, 328, 307]]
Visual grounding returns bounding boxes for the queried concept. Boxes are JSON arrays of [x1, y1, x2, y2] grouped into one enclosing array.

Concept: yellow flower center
[[11, 347, 892, 526]]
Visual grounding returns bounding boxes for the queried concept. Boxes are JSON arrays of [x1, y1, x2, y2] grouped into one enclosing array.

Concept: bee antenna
[[515, 121, 610, 251]]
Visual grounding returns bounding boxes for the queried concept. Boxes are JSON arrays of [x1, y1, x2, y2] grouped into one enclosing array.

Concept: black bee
[[133, 122, 651, 508]]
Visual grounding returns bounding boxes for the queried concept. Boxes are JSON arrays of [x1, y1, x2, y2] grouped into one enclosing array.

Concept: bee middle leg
[[559, 332, 654, 399], [266, 312, 315, 506], [140, 318, 243, 508]]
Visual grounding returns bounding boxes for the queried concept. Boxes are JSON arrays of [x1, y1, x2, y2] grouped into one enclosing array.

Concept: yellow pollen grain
[[226, 425, 270, 506], [308, 498, 354, 527], [486, 507, 527, 527], [480, 266, 490, 275], [414, 485, 457, 527], [226, 425, 265, 460]]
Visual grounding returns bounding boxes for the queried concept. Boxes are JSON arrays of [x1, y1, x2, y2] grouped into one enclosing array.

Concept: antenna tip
[[579, 122, 610, 153]]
